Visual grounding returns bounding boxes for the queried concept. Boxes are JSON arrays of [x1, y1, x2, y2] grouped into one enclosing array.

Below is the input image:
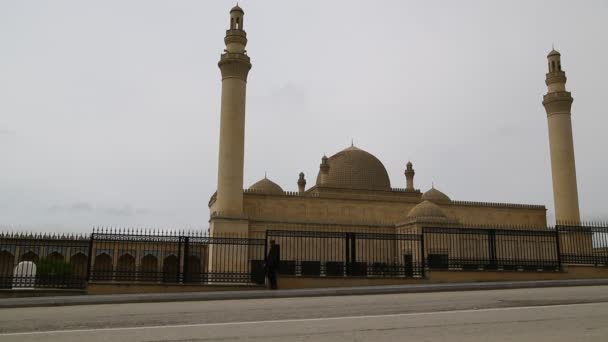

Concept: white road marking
[[0, 301, 604, 337]]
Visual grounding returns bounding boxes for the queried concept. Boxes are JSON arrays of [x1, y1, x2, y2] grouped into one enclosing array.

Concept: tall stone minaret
[[215, 5, 251, 217], [542, 49, 580, 224]]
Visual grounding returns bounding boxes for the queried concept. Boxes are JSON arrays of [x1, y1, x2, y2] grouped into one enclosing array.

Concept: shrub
[[36, 257, 73, 279]]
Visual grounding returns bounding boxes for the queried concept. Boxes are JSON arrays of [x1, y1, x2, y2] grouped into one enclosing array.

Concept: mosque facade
[[208, 5, 580, 237]]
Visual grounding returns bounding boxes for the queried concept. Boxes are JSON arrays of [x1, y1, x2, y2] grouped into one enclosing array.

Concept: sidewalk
[[2, 278, 608, 309]]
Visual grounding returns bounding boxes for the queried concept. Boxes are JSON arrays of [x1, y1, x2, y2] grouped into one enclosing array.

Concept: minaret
[[215, 5, 251, 217], [542, 49, 580, 224], [405, 161, 415, 191], [319, 156, 330, 185], [298, 172, 306, 193]]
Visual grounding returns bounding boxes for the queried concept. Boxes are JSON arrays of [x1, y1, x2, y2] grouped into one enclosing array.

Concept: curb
[[2, 279, 608, 309]]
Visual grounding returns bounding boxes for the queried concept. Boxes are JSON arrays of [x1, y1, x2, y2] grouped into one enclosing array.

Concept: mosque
[[208, 5, 581, 237]]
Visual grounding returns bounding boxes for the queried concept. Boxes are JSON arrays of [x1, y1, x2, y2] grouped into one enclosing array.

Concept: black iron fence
[[422, 227, 560, 271], [556, 224, 608, 266], [1, 224, 608, 289], [0, 233, 89, 289], [266, 230, 424, 278], [90, 229, 266, 285]]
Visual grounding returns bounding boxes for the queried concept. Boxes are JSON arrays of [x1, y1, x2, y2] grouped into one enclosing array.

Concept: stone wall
[[241, 191, 546, 233]]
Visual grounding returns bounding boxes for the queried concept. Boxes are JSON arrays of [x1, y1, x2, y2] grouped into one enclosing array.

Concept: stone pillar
[[542, 49, 580, 224], [215, 5, 252, 218]]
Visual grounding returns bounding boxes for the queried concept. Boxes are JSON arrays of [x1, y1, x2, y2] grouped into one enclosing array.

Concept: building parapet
[[450, 200, 546, 210], [391, 187, 421, 193], [249, 217, 396, 229], [243, 188, 320, 197]]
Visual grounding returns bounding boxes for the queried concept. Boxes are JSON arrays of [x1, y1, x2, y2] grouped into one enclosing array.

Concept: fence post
[[183, 236, 190, 283], [555, 226, 562, 271], [176, 236, 183, 283], [488, 229, 497, 269], [350, 233, 357, 269], [420, 228, 426, 278], [345, 233, 351, 276], [264, 230, 269, 261], [86, 232, 94, 283]]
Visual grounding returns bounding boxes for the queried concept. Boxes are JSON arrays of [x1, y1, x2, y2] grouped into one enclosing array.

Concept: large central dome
[[316, 145, 391, 191]]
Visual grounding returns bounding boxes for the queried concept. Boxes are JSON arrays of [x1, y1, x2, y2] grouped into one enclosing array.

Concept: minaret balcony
[[219, 52, 251, 64], [543, 91, 573, 115], [545, 71, 567, 86], [224, 30, 247, 46]]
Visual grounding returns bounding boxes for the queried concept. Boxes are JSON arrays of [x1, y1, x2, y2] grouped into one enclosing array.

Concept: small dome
[[548, 49, 560, 57], [248, 177, 284, 195], [422, 187, 451, 204], [231, 4, 244, 12], [407, 200, 447, 219], [315, 145, 391, 191]]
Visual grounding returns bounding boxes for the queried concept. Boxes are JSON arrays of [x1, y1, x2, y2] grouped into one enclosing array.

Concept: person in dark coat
[[265, 240, 280, 290]]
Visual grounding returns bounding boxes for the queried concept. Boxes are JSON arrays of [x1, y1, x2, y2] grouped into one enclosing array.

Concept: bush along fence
[[0, 224, 607, 289]]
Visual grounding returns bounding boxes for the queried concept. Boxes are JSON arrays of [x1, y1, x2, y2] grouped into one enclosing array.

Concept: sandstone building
[[208, 5, 581, 237]]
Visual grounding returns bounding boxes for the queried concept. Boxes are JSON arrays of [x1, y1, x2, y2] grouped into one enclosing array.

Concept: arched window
[[162, 255, 179, 283], [236, 17, 240, 29], [0, 251, 15, 288], [184, 255, 201, 283], [551, 61, 556, 72], [70, 252, 88, 278], [140, 254, 159, 281], [21, 251, 39, 263], [92, 253, 112, 281], [558, 62, 561, 71], [116, 254, 136, 281], [230, 18, 234, 29]]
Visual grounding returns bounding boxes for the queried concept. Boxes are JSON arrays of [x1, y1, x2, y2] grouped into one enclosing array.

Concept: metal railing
[[0, 232, 90, 289], [1, 223, 608, 289], [556, 224, 608, 266], [89, 229, 266, 285], [422, 227, 560, 271], [266, 230, 425, 278]]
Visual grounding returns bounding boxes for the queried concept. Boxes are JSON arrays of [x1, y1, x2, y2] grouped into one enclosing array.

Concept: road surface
[[1, 285, 607, 341]]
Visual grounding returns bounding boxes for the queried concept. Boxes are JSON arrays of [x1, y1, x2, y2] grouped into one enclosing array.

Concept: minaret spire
[[297, 172, 307, 193], [404, 161, 415, 191], [542, 48, 580, 224]]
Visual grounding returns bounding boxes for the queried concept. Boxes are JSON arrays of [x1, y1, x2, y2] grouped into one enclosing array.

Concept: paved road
[[1, 285, 607, 341]]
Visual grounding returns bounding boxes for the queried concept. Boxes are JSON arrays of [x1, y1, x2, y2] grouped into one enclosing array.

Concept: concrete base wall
[[277, 265, 608, 289], [86, 282, 259, 295], [4, 266, 607, 296], [0, 289, 85, 298]]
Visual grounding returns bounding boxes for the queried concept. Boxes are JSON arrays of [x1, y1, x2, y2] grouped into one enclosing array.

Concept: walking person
[[265, 240, 280, 290]]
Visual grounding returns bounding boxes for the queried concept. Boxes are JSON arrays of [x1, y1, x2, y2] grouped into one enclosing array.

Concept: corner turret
[[404, 161, 415, 191]]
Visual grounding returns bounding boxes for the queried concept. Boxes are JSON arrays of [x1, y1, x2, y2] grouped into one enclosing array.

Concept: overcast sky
[[1, 0, 607, 232]]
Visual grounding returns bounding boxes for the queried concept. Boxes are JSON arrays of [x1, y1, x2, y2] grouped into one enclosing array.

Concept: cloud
[[103, 205, 134, 216], [46, 202, 148, 217], [70, 201, 94, 213]]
